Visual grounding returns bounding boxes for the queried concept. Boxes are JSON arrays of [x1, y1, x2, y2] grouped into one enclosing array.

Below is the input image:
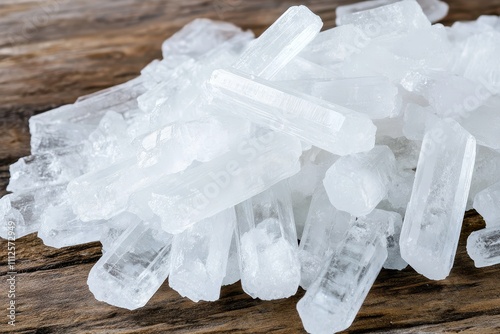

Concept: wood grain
[[1, 1, 500, 333]]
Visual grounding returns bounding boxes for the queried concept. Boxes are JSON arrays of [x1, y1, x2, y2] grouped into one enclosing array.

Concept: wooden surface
[[1, 0, 500, 333]]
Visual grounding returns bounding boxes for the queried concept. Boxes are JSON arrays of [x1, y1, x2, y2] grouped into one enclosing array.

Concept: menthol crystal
[[2, 2, 500, 333], [467, 226, 500, 268], [474, 182, 500, 227], [400, 119, 476, 280], [323, 145, 396, 216], [169, 208, 236, 302], [236, 182, 300, 300], [297, 209, 392, 334]]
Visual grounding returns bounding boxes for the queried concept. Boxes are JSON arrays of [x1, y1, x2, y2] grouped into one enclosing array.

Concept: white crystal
[[236, 182, 300, 300], [308, 76, 401, 119], [169, 208, 236, 302], [38, 198, 106, 248], [99, 213, 142, 252], [336, 0, 448, 25], [298, 185, 351, 289], [299, 24, 369, 65], [468, 146, 500, 209], [402, 103, 439, 141], [459, 97, 500, 151], [272, 56, 336, 81], [88, 219, 173, 310], [82, 111, 135, 172], [336, 0, 431, 38], [208, 68, 376, 155], [5, 8, 500, 334], [67, 158, 144, 222], [7, 145, 87, 192], [417, 0, 449, 23], [29, 77, 145, 153], [400, 119, 476, 280], [297, 209, 391, 334], [383, 211, 408, 270], [339, 25, 451, 85], [133, 115, 250, 168], [467, 226, 500, 268], [0, 185, 66, 239], [222, 230, 241, 286], [162, 18, 249, 60], [474, 182, 500, 227], [452, 32, 500, 89], [376, 136, 419, 216], [144, 131, 302, 234], [233, 6, 322, 79], [288, 147, 337, 238], [323, 145, 396, 216]]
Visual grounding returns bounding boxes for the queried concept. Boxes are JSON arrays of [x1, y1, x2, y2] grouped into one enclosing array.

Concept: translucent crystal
[[7, 145, 87, 192], [88, 219, 173, 310], [323, 145, 396, 216], [208, 68, 376, 155], [402, 103, 439, 141], [403, 70, 483, 118], [99, 213, 142, 252], [468, 146, 500, 209], [0, 185, 66, 239], [474, 182, 500, 227], [376, 136, 419, 216], [232, 6, 322, 79], [417, 0, 449, 23], [169, 208, 236, 302], [459, 97, 500, 151], [288, 147, 336, 238], [336, 0, 431, 38], [68, 116, 251, 223], [9, 111, 134, 194], [299, 24, 369, 65], [162, 18, 250, 60], [67, 158, 144, 222], [272, 56, 336, 81], [383, 211, 408, 270], [373, 116, 405, 139], [222, 230, 241, 286], [0, 195, 25, 239], [308, 76, 401, 119], [452, 32, 500, 89], [145, 131, 302, 234], [29, 77, 145, 153], [467, 226, 500, 268], [339, 25, 451, 84], [38, 198, 106, 248], [297, 209, 391, 334], [236, 182, 300, 300], [142, 42, 251, 127], [400, 119, 476, 280], [336, 0, 448, 25], [82, 111, 135, 172], [298, 186, 351, 289], [133, 115, 250, 168], [5, 8, 500, 334]]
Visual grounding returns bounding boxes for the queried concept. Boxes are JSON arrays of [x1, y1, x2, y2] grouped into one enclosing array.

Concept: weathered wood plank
[[1, 1, 500, 333]]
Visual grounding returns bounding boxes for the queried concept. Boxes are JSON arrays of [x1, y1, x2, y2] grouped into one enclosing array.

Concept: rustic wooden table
[[1, 0, 500, 333]]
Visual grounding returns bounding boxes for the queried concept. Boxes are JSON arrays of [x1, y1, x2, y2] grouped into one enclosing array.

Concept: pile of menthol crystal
[[2, 0, 500, 333]]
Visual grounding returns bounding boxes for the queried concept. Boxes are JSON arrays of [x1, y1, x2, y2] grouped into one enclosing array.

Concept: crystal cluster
[[2, 1, 500, 333]]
